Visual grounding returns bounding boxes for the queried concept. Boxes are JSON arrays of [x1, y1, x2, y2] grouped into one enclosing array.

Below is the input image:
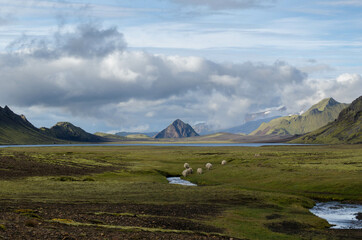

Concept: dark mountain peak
[[41, 122, 103, 142], [4, 105, 11, 111], [155, 119, 199, 138], [0, 105, 37, 130], [0, 105, 61, 144], [172, 119, 187, 127], [1, 105, 14, 115], [173, 119, 183, 124], [55, 122, 74, 127]]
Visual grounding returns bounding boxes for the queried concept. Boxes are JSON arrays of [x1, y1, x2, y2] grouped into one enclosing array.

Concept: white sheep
[[205, 163, 212, 170], [184, 163, 190, 169], [186, 168, 193, 174], [182, 169, 189, 177], [197, 168, 203, 174], [221, 160, 227, 165]]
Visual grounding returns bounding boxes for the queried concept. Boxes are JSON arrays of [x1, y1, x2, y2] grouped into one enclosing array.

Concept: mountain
[[40, 122, 104, 142], [125, 134, 151, 139], [250, 98, 349, 136], [193, 123, 212, 135], [116, 132, 158, 138], [94, 132, 127, 141], [292, 96, 361, 144], [221, 116, 281, 135], [193, 116, 280, 135], [154, 119, 199, 138], [0, 106, 61, 145]]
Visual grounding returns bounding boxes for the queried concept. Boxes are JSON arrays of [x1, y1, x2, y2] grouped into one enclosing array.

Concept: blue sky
[[0, 0, 361, 133]]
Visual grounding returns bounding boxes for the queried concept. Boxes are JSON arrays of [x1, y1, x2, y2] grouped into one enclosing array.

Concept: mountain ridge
[[40, 122, 104, 142], [292, 96, 361, 144], [194, 116, 281, 135], [0, 106, 62, 145], [250, 98, 349, 136]]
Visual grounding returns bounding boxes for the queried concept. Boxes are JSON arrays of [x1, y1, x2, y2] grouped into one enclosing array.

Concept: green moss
[[0, 224, 6, 231], [15, 209, 42, 219]]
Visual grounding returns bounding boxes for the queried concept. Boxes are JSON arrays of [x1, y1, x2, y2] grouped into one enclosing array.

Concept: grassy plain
[[0, 144, 361, 239]]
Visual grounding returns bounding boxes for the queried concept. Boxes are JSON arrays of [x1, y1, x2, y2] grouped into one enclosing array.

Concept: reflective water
[[0, 143, 309, 148], [310, 202, 362, 229], [167, 177, 197, 186]]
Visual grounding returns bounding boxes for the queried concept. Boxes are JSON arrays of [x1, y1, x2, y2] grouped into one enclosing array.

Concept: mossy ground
[[0, 145, 361, 239]]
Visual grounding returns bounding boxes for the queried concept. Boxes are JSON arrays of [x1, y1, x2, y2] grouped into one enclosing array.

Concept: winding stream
[[310, 202, 362, 229], [167, 177, 197, 186]]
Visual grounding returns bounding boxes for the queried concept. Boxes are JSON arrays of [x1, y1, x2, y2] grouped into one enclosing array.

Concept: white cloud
[[210, 75, 240, 86], [1, 23, 361, 131]]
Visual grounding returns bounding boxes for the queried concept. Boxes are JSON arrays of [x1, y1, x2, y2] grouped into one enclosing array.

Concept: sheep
[[205, 163, 212, 170], [197, 168, 203, 174], [221, 160, 227, 165], [254, 153, 260, 157], [186, 168, 193, 174], [184, 163, 190, 169], [182, 169, 189, 177]]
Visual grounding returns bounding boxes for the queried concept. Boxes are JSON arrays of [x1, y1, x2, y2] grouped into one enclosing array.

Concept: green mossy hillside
[[251, 98, 349, 136], [0, 106, 62, 145], [293, 95, 362, 144]]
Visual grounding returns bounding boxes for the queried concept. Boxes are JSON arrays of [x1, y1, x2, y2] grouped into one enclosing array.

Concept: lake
[[0, 143, 310, 148]]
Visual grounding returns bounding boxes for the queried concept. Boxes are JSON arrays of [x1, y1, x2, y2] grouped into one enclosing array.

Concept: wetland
[[0, 144, 361, 239]]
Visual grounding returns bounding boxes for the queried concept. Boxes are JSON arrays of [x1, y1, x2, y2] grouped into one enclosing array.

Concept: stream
[[310, 202, 362, 229], [167, 177, 197, 186]]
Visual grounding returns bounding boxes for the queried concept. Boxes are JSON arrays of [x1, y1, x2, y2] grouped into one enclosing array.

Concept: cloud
[[0, 16, 9, 26], [7, 23, 126, 58], [58, 24, 127, 58], [299, 63, 334, 74], [1, 23, 361, 131], [169, 0, 277, 10]]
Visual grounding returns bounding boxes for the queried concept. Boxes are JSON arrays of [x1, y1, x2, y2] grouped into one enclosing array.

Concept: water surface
[[310, 202, 362, 229], [167, 177, 197, 186], [0, 143, 309, 148]]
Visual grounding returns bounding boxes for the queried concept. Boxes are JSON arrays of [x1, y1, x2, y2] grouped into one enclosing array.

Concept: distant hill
[[193, 116, 280, 135], [250, 98, 349, 136], [94, 132, 127, 141], [125, 134, 151, 139], [221, 116, 281, 134], [193, 123, 212, 135], [40, 122, 104, 142], [0, 106, 61, 145], [292, 96, 361, 144], [116, 132, 157, 138], [154, 119, 199, 138]]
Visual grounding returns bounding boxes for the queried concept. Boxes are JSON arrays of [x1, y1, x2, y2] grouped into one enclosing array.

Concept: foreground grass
[[0, 145, 361, 239]]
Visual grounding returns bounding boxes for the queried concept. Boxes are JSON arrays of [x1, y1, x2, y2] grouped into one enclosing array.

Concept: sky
[[0, 0, 361, 133]]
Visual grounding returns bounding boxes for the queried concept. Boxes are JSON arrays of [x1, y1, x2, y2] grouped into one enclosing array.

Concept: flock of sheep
[[182, 160, 227, 177]]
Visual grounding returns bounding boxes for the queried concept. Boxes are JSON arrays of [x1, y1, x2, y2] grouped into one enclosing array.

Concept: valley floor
[[0, 145, 361, 239]]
